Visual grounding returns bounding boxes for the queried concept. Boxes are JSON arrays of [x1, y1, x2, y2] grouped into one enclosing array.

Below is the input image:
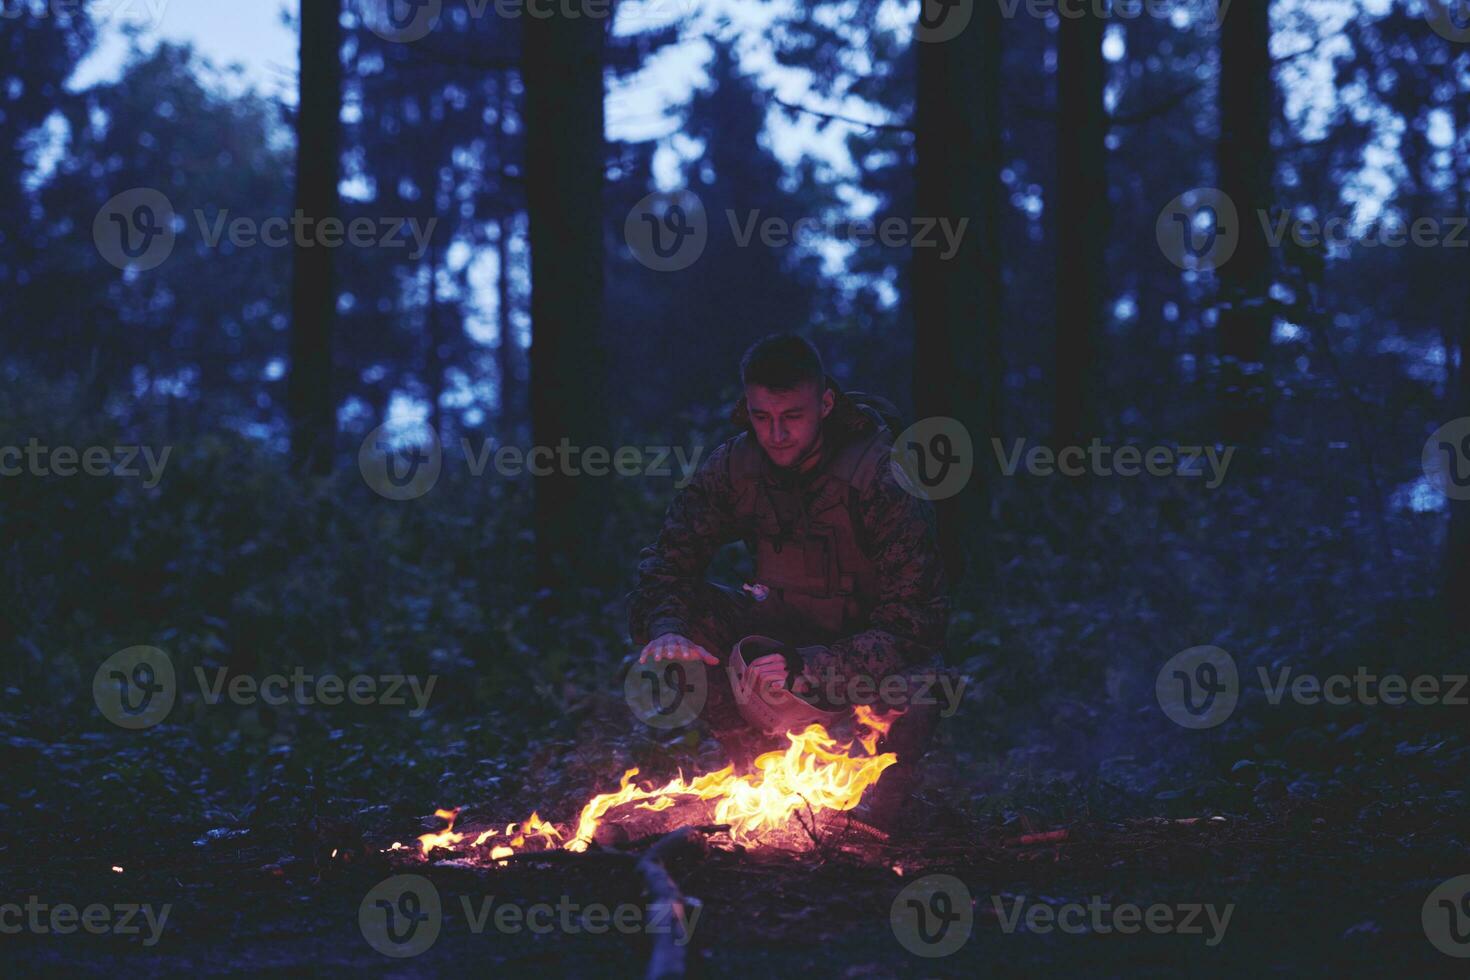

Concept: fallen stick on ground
[[622, 823, 731, 852], [637, 827, 711, 980], [495, 848, 639, 866]]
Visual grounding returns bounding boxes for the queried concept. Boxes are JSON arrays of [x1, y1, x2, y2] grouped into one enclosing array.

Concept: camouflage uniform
[[628, 382, 951, 760]]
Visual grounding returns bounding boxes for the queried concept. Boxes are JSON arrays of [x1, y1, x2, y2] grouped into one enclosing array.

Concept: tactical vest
[[727, 419, 893, 637]]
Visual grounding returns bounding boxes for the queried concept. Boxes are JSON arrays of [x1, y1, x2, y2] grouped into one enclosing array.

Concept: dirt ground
[[6, 796, 1465, 978]]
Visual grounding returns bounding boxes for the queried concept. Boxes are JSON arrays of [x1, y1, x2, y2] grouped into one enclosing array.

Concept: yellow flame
[[408, 720, 896, 859], [852, 703, 901, 756], [416, 807, 465, 854], [560, 723, 896, 852], [420, 807, 563, 856]]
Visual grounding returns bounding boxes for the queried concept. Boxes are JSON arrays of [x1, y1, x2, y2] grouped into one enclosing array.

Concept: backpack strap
[[802, 425, 891, 553], [839, 430, 893, 559], [729, 425, 891, 557], [726, 432, 764, 522], [727, 431, 763, 483]]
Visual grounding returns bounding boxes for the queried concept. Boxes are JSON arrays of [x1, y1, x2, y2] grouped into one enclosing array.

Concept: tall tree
[[1447, 49, 1470, 634], [287, 0, 343, 475], [1216, 0, 1275, 442], [522, 2, 611, 589], [606, 41, 828, 426], [911, 0, 1003, 584], [342, 10, 512, 438], [30, 44, 291, 425], [1053, 7, 1107, 444], [0, 5, 92, 289], [494, 216, 522, 433]]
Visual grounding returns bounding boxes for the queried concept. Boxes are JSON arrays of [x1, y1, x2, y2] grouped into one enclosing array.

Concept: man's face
[[745, 380, 834, 470]]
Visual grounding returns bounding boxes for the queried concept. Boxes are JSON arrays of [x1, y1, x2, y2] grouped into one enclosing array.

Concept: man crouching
[[627, 333, 952, 836]]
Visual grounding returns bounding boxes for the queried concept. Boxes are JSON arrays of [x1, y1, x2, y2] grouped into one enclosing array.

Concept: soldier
[[628, 334, 952, 836]]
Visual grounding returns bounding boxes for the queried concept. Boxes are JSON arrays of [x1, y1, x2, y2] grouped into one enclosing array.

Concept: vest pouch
[[730, 429, 889, 638], [755, 526, 846, 635], [837, 573, 863, 631]]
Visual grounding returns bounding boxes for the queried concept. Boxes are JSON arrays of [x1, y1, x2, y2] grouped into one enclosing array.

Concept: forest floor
[[4, 693, 1465, 978], [3, 403, 1467, 975]]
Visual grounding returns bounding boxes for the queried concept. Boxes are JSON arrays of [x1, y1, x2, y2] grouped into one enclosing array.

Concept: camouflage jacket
[[628, 382, 950, 680]]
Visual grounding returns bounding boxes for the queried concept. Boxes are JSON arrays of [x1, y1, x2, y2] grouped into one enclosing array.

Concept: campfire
[[396, 705, 901, 859]]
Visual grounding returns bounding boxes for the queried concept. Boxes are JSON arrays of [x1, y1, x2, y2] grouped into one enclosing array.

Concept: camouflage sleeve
[[627, 440, 743, 643], [806, 462, 950, 680]]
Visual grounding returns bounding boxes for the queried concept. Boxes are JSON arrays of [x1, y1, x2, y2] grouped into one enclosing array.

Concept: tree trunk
[[495, 216, 520, 431], [287, 0, 342, 475], [911, 0, 1003, 586], [1053, 6, 1108, 445], [1449, 312, 1470, 635], [1447, 94, 1470, 634], [1216, 0, 1274, 443], [523, 3, 609, 590], [424, 240, 445, 437]]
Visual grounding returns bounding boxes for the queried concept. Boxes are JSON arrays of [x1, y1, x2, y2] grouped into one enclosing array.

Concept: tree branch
[[1109, 81, 1204, 127], [772, 96, 914, 134], [636, 827, 710, 980]]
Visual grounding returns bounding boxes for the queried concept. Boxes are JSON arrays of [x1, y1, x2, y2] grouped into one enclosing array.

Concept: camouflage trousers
[[630, 581, 942, 775]]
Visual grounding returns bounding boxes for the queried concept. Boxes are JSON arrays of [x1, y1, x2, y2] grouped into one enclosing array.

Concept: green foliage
[[2, 375, 1462, 843]]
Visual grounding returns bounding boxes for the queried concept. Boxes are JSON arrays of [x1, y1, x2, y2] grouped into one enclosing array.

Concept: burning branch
[[395, 720, 900, 862]]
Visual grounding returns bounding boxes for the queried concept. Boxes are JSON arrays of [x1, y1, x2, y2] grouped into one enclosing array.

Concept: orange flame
[[406, 717, 899, 858], [852, 703, 902, 756], [560, 722, 896, 851], [415, 807, 464, 854]]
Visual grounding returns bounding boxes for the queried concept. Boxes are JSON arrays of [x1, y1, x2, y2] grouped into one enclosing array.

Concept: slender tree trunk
[[911, 0, 1003, 586], [1447, 93, 1470, 633], [424, 240, 445, 437], [495, 216, 520, 430], [287, 0, 342, 475], [1216, 0, 1274, 443], [523, 3, 609, 590], [1449, 314, 1470, 635], [1054, 6, 1108, 445]]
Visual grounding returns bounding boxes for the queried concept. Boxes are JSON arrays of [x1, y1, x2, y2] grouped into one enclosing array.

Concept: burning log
[[393, 717, 901, 864], [623, 824, 730, 852]]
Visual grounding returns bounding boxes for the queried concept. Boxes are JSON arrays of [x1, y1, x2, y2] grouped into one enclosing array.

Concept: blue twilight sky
[[61, 0, 1438, 507], [67, 0, 870, 186], [66, 0, 1383, 206]]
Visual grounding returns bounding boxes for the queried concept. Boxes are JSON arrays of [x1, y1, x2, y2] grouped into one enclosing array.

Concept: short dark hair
[[739, 334, 825, 391]]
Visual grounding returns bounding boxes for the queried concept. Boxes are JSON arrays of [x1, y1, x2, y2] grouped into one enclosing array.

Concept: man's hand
[[748, 652, 816, 698], [639, 633, 719, 666], [747, 653, 790, 691]]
